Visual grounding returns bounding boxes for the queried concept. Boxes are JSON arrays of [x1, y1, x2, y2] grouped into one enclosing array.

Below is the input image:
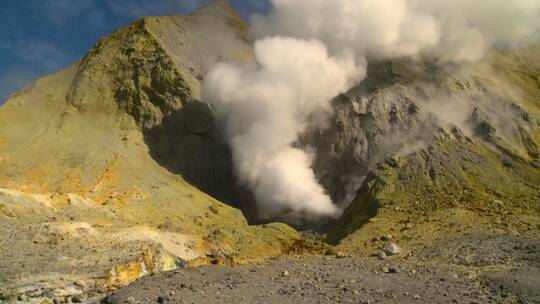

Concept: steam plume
[[203, 0, 540, 221], [204, 38, 362, 219]]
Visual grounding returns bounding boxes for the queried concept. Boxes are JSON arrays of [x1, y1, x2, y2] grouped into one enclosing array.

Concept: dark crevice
[[143, 100, 260, 223]]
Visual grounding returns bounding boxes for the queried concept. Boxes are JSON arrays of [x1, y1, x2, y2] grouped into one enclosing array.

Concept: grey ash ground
[[101, 235, 540, 304]]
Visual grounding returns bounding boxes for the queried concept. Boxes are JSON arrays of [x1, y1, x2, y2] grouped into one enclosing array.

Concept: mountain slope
[[0, 2, 297, 298], [317, 49, 540, 251]]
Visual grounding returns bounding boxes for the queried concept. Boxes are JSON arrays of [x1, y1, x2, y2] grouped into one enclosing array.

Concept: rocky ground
[[96, 234, 539, 304]]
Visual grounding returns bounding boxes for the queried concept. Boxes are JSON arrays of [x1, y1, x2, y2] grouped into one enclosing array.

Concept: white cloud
[[0, 39, 69, 71], [104, 0, 207, 18], [38, 0, 95, 27]]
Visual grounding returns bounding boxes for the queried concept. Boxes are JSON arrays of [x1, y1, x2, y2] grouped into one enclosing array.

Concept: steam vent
[[0, 1, 539, 303]]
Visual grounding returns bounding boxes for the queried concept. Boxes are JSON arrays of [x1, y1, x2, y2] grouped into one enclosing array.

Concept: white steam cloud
[[203, 0, 540, 221], [204, 38, 362, 219]]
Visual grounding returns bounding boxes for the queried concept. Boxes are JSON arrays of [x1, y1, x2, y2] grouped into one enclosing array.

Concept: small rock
[[169, 291, 176, 296], [377, 251, 387, 260], [283, 270, 289, 277], [413, 294, 421, 300], [382, 242, 401, 256], [335, 251, 347, 258], [126, 296, 136, 304], [381, 234, 393, 241], [157, 295, 169, 303], [325, 247, 338, 256], [176, 259, 188, 268], [72, 295, 85, 303], [18, 295, 29, 302], [353, 290, 360, 295], [209, 204, 219, 215], [382, 266, 398, 274]]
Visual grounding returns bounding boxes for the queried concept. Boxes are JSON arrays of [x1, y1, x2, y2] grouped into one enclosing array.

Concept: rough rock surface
[[308, 56, 540, 209], [318, 51, 540, 251]]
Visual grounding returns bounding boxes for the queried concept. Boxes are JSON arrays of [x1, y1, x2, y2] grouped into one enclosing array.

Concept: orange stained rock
[[24, 165, 51, 193], [92, 161, 121, 192], [106, 260, 146, 288]]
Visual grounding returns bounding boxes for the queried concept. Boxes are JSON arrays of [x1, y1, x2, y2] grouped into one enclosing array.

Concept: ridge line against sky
[[0, 0, 270, 103]]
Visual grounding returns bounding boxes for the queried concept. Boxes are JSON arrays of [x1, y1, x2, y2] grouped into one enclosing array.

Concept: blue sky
[[0, 0, 270, 104]]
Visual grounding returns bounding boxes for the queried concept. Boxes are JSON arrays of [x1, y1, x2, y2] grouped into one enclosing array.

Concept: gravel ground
[[102, 256, 494, 304], [101, 234, 540, 304], [421, 235, 540, 268]]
